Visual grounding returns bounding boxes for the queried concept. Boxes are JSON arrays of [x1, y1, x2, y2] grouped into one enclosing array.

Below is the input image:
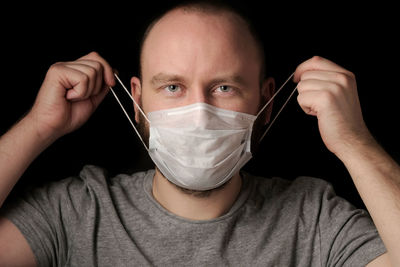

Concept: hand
[[27, 51, 115, 142], [293, 56, 373, 158]]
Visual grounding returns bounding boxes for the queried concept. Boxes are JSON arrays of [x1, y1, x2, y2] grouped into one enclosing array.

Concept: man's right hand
[[27, 51, 115, 142], [0, 52, 116, 266]]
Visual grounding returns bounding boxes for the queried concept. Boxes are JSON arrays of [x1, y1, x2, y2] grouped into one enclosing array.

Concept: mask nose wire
[[109, 73, 150, 151], [257, 72, 298, 143]]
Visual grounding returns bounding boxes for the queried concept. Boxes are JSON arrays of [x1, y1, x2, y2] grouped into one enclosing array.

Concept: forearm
[[0, 114, 54, 207], [339, 136, 400, 266]]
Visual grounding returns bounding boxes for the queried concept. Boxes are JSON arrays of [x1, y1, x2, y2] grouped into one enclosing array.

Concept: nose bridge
[[187, 82, 210, 128], [189, 82, 208, 104]]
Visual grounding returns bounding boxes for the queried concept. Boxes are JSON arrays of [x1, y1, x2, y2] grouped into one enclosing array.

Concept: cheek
[[236, 90, 263, 115], [247, 93, 263, 114], [140, 87, 158, 113], [211, 93, 261, 115]]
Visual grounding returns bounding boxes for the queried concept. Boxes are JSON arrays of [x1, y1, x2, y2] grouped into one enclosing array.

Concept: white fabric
[[147, 103, 256, 190], [109, 73, 296, 191]]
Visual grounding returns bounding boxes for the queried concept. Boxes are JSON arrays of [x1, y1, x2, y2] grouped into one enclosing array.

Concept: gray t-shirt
[[2, 165, 386, 266]]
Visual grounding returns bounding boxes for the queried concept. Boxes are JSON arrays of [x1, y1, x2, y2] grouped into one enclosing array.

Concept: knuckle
[[80, 51, 101, 61], [311, 55, 323, 63], [330, 83, 343, 95], [347, 70, 356, 79], [48, 62, 63, 73], [335, 73, 352, 88], [88, 51, 100, 58], [45, 63, 66, 80], [296, 80, 305, 92], [346, 71, 357, 85], [335, 72, 347, 83], [92, 61, 104, 73]]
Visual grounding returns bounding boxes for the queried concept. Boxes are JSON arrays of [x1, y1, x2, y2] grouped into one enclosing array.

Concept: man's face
[[132, 9, 271, 119]]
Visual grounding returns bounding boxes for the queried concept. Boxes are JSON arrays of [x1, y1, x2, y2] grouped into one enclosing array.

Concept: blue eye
[[217, 85, 232, 93], [165, 84, 181, 92]]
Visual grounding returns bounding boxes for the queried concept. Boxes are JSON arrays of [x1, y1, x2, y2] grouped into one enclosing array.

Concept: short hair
[[138, 0, 267, 84]]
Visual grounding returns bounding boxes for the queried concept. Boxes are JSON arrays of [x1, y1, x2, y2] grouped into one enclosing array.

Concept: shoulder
[[242, 172, 342, 219], [65, 165, 154, 197], [245, 172, 333, 201], [60, 165, 153, 188], [244, 172, 368, 223], [5, 165, 155, 213]]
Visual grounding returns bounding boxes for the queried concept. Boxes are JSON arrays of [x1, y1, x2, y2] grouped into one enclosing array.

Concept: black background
[[1, 1, 399, 208]]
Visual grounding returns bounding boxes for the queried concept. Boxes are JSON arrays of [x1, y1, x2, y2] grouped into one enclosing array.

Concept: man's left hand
[[293, 56, 373, 159]]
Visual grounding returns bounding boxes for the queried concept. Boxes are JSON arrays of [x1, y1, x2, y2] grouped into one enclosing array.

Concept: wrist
[[335, 130, 381, 165], [21, 112, 59, 150]]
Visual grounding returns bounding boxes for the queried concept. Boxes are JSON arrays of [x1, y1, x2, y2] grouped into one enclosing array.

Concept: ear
[[131, 76, 142, 123], [260, 77, 275, 124]]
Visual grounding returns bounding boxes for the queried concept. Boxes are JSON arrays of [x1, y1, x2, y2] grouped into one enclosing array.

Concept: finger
[[297, 90, 335, 117], [293, 56, 354, 83], [73, 59, 105, 95], [43, 64, 91, 101], [64, 68, 91, 101], [64, 63, 98, 99], [298, 70, 356, 89], [79, 51, 116, 86], [40, 64, 79, 103], [297, 79, 342, 95]]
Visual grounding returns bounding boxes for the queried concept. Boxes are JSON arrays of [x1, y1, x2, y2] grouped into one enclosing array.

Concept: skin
[[0, 52, 116, 265], [0, 8, 398, 267], [130, 9, 273, 219]]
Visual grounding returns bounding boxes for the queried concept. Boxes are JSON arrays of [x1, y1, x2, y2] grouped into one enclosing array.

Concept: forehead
[[140, 9, 261, 79], [145, 8, 248, 44]]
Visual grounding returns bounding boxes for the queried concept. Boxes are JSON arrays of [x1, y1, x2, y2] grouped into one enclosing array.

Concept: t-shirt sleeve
[[0, 176, 91, 266], [314, 179, 387, 266]]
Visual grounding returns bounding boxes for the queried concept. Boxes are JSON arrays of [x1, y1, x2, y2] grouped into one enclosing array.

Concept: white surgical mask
[[147, 103, 255, 190], [109, 73, 296, 191]]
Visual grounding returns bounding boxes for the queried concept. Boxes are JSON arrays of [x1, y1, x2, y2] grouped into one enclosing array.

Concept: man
[[0, 1, 399, 266]]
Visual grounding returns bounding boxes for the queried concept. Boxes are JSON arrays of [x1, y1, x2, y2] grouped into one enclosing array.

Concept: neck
[[152, 169, 242, 221]]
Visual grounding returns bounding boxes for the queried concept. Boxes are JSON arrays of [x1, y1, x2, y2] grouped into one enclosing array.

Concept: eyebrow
[[150, 73, 186, 86], [150, 72, 248, 87], [208, 74, 247, 87]]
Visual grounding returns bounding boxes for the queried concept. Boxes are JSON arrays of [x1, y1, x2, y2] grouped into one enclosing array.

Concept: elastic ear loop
[[256, 72, 298, 143], [109, 73, 150, 151], [109, 72, 297, 148]]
